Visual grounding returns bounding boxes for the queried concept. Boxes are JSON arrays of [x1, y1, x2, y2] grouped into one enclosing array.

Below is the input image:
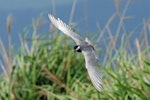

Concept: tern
[[48, 14, 103, 92]]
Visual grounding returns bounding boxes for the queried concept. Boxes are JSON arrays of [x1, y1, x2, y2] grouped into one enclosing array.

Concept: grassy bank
[[0, 25, 150, 100]]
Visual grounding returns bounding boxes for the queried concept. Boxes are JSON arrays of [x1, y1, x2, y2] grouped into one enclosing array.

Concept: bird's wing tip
[[48, 14, 51, 18]]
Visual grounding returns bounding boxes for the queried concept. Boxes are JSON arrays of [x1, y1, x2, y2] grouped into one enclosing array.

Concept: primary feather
[[81, 47, 103, 91], [48, 14, 87, 45]]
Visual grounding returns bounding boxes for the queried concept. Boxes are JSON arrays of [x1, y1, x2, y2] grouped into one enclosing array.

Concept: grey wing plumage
[[48, 14, 87, 45], [82, 49, 103, 91], [48, 14, 103, 91]]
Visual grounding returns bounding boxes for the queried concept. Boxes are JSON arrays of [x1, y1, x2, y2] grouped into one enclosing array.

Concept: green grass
[[0, 28, 150, 100], [1, 0, 150, 99]]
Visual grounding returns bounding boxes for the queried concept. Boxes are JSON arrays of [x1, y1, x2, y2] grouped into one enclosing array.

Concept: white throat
[[76, 46, 80, 50]]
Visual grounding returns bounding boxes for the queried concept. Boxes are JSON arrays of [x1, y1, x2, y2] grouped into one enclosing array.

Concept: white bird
[[48, 14, 103, 91]]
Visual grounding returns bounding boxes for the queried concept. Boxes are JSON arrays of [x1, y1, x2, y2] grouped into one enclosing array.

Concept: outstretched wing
[[49, 14, 103, 91], [48, 14, 87, 45], [82, 48, 103, 91]]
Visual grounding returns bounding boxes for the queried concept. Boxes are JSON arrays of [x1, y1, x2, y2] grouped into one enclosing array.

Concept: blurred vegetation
[[0, 0, 150, 100]]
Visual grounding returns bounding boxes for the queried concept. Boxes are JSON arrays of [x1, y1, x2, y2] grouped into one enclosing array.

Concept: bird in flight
[[48, 14, 103, 92]]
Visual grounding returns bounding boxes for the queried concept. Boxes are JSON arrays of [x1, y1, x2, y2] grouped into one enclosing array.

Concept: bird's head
[[74, 45, 82, 53]]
